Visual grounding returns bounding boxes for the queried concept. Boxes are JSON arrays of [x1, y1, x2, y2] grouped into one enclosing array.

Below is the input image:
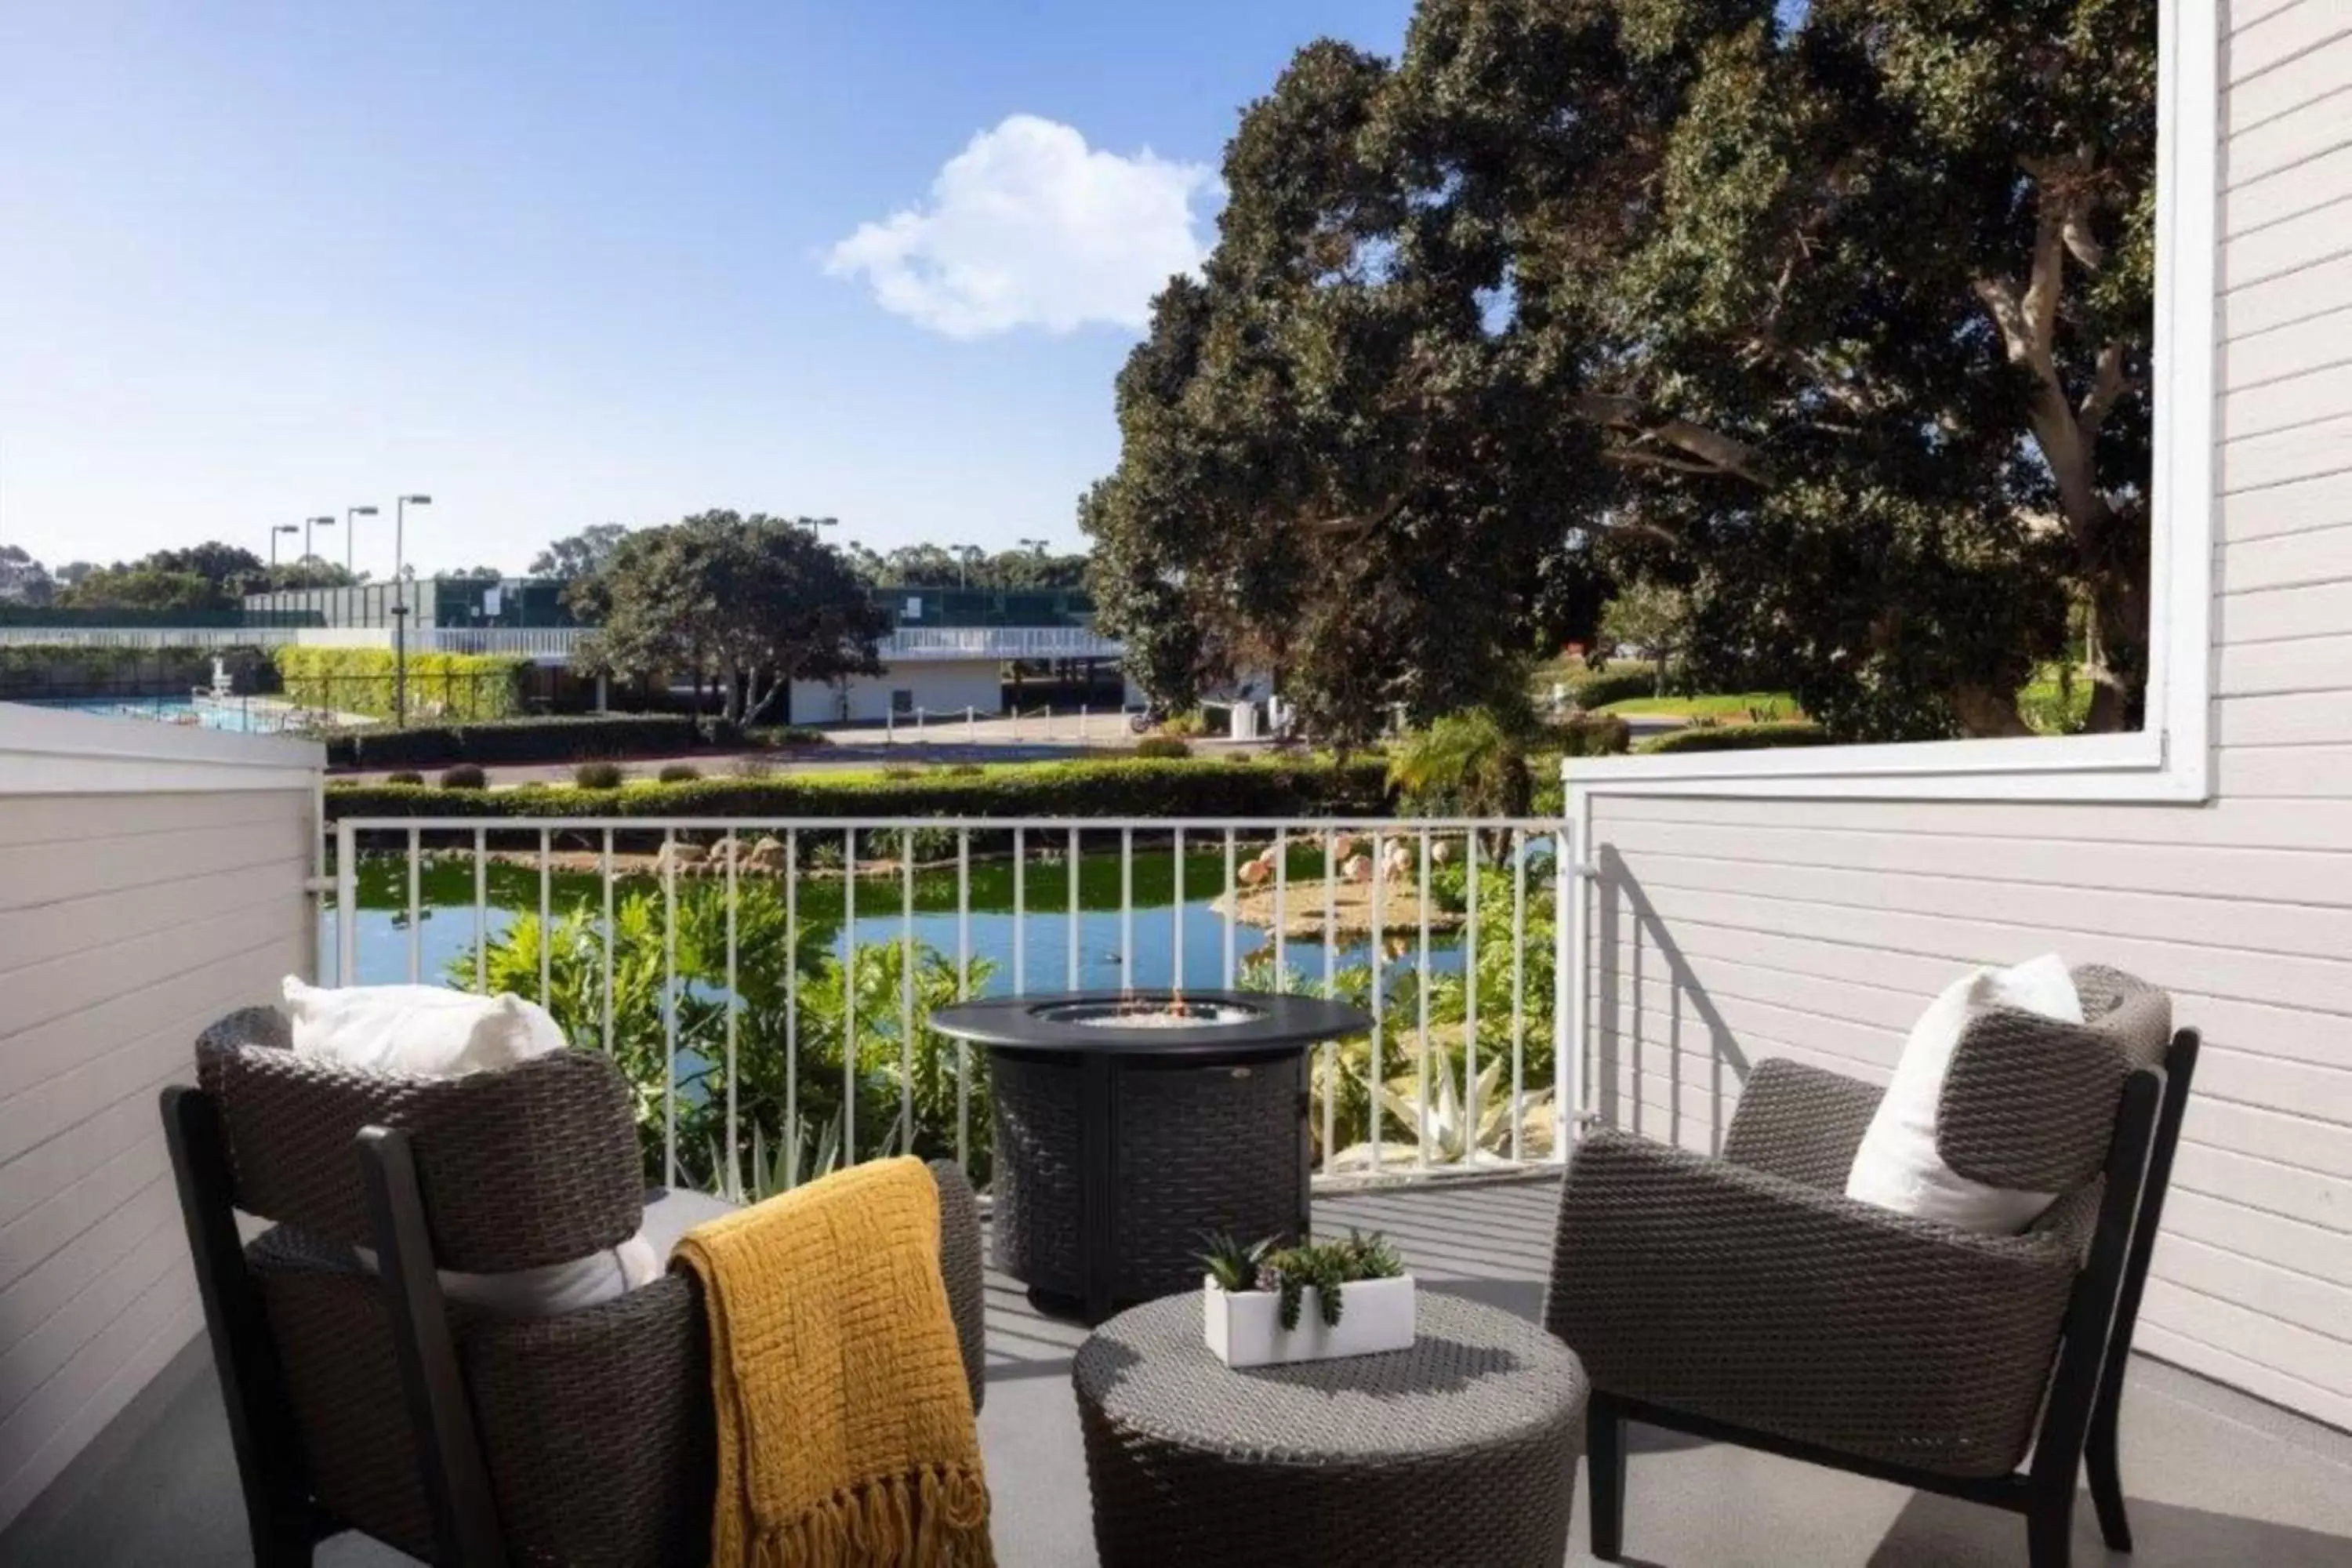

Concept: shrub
[[275, 645, 526, 723], [437, 764, 488, 790], [385, 769, 426, 786], [1637, 720, 1831, 755], [1563, 664, 1664, 711], [1554, 712, 1632, 757], [746, 724, 829, 748], [324, 755, 1396, 822], [324, 713, 700, 769], [574, 760, 626, 789], [657, 763, 702, 783], [1134, 735, 1192, 759]]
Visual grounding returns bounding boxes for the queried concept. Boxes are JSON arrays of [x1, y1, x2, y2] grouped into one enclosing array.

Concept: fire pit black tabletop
[[928, 990, 1368, 1058], [931, 989, 1370, 1323]]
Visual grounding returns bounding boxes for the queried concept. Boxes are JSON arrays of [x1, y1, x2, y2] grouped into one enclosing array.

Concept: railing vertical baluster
[[1120, 826, 1134, 991], [474, 827, 488, 994], [957, 828, 971, 1175], [1370, 830, 1385, 1167], [725, 829, 740, 1199], [1416, 826, 1432, 1171], [1512, 834, 1527, 1164], [601, 829, 614, 1056], [405, 826, 421, 984], [901, 838, 916, 1156], [1222, 828, 1236, 989], [1557, 818, 1576, 1165], [335, 821, 356, 987], [1272, 826, 1286, 993], [1464, 832, 1480, 1164], [844, 826, 858, 1165], [1171, 826, 1185, 991], [1322, 829, 1336, 1177], [1012, 827, 1025, 997], [662, 828, 678, 1189], [786, 829, 798, 1185], [1068, 826, 1080, 990], [539, 828, 552, 1008]]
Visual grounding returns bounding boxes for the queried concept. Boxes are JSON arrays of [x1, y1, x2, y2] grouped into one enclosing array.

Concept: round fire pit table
[[1074, 1290, 1588, 1567], [929, 990, 1368, 1323]]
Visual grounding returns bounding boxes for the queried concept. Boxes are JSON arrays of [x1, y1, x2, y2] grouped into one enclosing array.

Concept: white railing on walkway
[[881, 626, 1124, 661], [407, 627, 587, 659], [327, 815, 1577, 1197]]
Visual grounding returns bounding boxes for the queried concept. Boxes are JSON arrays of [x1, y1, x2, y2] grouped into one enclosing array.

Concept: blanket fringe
[[750, 1464, 993, 1568]]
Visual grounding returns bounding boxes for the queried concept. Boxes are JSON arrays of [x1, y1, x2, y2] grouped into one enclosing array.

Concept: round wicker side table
[[1073, 1290, 1588, 1567]]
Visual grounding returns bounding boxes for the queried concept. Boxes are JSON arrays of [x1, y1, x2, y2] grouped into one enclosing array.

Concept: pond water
[[320, 845, 1541, 996]]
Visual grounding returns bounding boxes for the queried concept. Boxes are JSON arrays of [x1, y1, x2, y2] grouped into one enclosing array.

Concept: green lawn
[[1598, 690, 1801, 721]]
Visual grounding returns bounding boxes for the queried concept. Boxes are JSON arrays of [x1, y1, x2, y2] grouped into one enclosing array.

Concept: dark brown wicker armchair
[[1546, 966, 2195, 1568], [163, 1006, 986, 1568]]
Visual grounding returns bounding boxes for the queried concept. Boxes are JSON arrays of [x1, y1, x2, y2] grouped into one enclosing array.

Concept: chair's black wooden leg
[[1586, 1394, 1627, 1562], [2085, 1401, 2132, 1553], [162, 1088, 324, 1567], [2027, 1487, 2074, 1568]]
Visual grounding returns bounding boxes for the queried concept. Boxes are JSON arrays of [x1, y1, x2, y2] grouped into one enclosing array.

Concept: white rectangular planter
[[1202, 1274, 1417, 1368]]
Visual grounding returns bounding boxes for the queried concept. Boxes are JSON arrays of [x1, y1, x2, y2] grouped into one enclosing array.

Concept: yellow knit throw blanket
[[673, 1157, 993, 1568]]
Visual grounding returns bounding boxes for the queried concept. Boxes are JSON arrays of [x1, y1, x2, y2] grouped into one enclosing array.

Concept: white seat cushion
[[282, 976, 568, 1076], [1844, 955, 2083, 1233], [282, 976, 682, 1316]]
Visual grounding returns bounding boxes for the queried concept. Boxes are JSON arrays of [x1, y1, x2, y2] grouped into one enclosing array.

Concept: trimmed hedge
[[276, 645, 527, 723], [1636, 720, 1830, 755], [324, 756, 1396, 822], [1564, 665, 1665, 710], [325, 713, 701, 769]]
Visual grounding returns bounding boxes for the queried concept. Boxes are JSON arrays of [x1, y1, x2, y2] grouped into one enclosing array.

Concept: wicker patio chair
[[162, 1006, 986, 1568], [1545, 966, 2196, 1568]]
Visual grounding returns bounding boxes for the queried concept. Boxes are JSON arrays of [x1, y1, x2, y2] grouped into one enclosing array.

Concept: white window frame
[[1567, 0, 2217, 808]]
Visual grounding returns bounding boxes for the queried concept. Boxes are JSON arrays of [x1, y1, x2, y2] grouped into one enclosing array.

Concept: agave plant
[[1331, 1053, 1556, 1172]]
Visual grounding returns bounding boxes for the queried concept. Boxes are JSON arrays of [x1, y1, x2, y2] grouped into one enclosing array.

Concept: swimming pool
[[12, 695, 298, 735]]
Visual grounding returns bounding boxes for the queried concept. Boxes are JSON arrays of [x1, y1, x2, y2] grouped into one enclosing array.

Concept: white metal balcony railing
[[879, 626, 1123, 661], [325, 815, 1581, 1199]]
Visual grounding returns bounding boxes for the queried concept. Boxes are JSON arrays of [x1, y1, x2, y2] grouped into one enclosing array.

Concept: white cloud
[[825, 114, 1215, 339]]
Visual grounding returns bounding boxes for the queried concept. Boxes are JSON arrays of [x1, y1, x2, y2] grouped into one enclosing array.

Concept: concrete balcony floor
[[6, 1175, 2350, 1566]]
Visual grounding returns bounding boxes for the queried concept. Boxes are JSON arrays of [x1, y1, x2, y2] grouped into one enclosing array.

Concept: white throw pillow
[[279, 977, 666, 1316], [1844, 955, 2083, 1233], [282, 976, 568, 1076]]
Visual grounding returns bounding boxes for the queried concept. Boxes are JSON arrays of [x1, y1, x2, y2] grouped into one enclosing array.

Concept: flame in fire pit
[[1036, 994, 1263, 1029]]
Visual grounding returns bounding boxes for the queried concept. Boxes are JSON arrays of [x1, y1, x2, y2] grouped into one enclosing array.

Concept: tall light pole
[[394, 495, 432, 724], [346, 504, 378, 575], [270, 523, 298, 570], [305, 515, 335, 569], [955, 543, 983, 589]]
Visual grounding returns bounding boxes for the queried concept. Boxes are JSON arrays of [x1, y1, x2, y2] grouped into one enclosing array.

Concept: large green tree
[[573, 511, 888, 725], [1086, 0, 2154, 743], [60, 541, 276, 611], [531, 523, 629, 583]]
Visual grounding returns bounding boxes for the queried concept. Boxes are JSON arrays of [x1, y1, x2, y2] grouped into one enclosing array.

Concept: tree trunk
[[1951, 684, 2038, 739]]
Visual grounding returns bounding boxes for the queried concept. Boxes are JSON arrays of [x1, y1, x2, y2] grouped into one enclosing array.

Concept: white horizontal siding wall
[[1582, 0, 2352, 1430], [0, 709, 320, 1529]]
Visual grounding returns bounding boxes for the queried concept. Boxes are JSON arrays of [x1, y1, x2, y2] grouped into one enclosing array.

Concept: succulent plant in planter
[[1198, 1229, 1413, 1364]]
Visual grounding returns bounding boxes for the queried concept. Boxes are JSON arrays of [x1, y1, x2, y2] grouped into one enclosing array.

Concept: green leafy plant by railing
[[456, 880, 994, 1189], [1241, 841, 1565, 1167]]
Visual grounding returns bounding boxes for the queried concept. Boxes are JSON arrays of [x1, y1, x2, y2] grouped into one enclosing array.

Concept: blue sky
[[0, 0, 1414, 576]]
